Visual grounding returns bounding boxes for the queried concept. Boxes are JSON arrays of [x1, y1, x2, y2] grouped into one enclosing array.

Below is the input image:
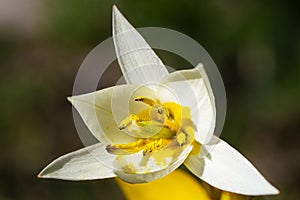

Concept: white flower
[[38, 6, 279, 196]]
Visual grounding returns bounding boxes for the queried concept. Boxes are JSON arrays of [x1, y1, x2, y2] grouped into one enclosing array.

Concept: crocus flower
[[38, 6, 279, 196]]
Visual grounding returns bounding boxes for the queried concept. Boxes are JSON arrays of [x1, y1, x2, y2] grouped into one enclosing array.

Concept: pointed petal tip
[[267, 185, 280, 195], [67, 96, 72, 102], [37, 172, 42, 178], [245, 183, 280, 196], [37, 169, 48, 179], [37, 174, 47, 179], [185, 137, 280, 196], [37, 164, 50, 179], [112, 5, 122, 21], [112, 5, 118, 14], [222, 185, 280, 196], [196, 62, 204, 68], [112, 5, 169, 84], [253, 185, 280, 196]]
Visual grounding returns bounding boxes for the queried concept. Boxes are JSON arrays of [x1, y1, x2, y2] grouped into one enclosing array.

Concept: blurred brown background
[[0, 0, 299, 200]]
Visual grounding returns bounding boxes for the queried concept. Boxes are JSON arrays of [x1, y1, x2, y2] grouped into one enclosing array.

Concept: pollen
[[142, 139, 171, 156]]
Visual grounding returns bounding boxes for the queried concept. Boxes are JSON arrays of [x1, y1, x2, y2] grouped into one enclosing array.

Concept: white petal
[[114, 144, 193, 183], [70, 84, 166, 140], [185, 78, 215, 144], [162, 64, 204, 82], [184, 136, 279, 195], [163, 63, 216, 144], [112, 6, 169, 84], [195, 64, 215, 109], [68, 85, 138, 144], [38, 143, 116, 180], [162, 63, 215, 106], [162, 66, 216, 144]]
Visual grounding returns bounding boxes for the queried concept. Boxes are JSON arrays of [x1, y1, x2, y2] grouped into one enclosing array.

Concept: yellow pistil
[[106, 96, 195, 156]]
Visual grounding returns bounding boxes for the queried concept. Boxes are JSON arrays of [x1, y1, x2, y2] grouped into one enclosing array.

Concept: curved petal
[[114, 144, 193, 183], [162, 65, 203, 82], [185, 78, 215, 144], [162, 69, 215, 144], [184, 136, 279, 195], [195, 64, 215, 107], [68, 85, 140, 144], [38, 143, 116, 181], [112, 6, 169, 84], [162, 63, 215, 105]]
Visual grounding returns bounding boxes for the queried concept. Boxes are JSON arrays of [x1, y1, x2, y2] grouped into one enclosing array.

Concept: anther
[[135, 96, 156, 106]]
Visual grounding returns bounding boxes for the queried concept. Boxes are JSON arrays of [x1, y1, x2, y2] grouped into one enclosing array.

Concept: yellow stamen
[[176, 132, 187, 146], [119, 114, 141, 130], [135, 96, 157, 106], [142, 138, 171, 156], [106, 96, 195, 156], [106, 138, 171, 155], [106, 139, 145, 155]]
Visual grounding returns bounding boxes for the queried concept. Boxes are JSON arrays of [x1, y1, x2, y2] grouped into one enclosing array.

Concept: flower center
[[106, 96, 195, 156]]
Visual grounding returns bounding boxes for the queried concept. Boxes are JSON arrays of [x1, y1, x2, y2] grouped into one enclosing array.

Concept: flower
[[38, 5, 279, 196]]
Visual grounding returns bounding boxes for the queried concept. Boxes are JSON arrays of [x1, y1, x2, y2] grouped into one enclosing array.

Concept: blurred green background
[[0, 0, 299, 200]]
